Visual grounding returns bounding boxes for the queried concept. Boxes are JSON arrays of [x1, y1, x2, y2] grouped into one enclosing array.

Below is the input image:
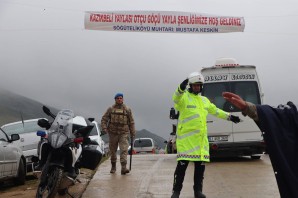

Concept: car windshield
[[1, 121, 43, 135], [202, 81, 261, 112], [134, 139, 152, 147]]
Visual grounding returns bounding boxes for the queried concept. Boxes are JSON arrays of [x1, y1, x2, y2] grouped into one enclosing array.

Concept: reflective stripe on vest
[[177, 129, 200, 140], [177, 154, 210, 160], [187, 105, 196, 108], [177, 145, 200, 155], [178, 114, 200, 124]]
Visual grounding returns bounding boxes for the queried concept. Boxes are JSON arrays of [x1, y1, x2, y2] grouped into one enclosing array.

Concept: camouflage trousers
[[109, 133, 129, 164]]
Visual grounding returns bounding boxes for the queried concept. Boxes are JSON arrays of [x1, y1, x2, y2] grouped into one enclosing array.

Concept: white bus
[[201, 58, 266, 159]]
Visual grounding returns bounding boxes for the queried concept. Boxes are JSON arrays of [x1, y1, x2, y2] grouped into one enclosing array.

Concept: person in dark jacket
[[223, 92, 298, 198]]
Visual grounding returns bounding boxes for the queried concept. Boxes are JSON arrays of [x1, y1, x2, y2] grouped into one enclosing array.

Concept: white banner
[[84, 11, 245, 33]]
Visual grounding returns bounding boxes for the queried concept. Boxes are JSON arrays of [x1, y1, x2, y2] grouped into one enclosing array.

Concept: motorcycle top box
[[80, 144, 102, 170]]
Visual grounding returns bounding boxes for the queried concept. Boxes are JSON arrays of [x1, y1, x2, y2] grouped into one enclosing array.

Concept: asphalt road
[[83, 154, 279, 198]]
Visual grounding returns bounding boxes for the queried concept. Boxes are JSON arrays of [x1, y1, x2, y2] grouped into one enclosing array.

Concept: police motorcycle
[[33, 106, 102, 198]]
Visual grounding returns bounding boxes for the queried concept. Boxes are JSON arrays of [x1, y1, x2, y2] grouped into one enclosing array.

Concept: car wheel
[[14, 159, 26, 185]]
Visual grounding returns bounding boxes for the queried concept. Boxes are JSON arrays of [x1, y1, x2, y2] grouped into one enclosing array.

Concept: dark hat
[[114, 93, 123, 99]]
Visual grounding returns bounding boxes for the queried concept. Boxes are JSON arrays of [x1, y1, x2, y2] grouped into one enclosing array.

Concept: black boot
[[193, 162, 206, 198], [172, 160, 189, 197], [194, 191, 206, 198], [171, 191, 180, 198]]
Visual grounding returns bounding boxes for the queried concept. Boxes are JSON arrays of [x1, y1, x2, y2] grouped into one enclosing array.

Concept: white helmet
[[188, 72, 204, 84]]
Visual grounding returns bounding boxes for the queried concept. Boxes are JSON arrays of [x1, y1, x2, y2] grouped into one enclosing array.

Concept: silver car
[[1, 118, 45, 170], [133, 138, 158, 154], [0, 129, 26, 185]]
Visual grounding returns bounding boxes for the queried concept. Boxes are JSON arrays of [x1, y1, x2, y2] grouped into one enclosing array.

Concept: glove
[[179, 79, 189, 91], [287, 101, 294, 106], [229, 115, 240, 123]]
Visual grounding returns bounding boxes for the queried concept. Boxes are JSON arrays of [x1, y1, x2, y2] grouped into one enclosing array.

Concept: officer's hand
[[287, 101, 295, 108], [180, 79, 189, 91], [229, 115, 240, 123]]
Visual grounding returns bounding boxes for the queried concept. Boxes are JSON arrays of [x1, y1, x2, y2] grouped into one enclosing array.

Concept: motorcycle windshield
[[49, 109, 75, 139]]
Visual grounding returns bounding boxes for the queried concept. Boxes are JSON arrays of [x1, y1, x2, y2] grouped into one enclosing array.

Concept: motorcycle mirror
[[42, 106, 56, 118], [43, 106, 51, 116], [88, 118, 95, 122], [37, 119, 51, 129]]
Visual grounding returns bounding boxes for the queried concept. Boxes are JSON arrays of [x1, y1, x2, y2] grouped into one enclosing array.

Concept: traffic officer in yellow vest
[[101, 93, 136, 175], [171, 72, 240, 198]]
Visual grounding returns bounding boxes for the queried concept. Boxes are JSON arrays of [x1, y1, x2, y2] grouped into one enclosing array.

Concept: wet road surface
[[83, 154, 279, 198]]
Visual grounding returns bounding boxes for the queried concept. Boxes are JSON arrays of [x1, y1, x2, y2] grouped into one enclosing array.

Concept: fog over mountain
[[0, 88, 166, 147]]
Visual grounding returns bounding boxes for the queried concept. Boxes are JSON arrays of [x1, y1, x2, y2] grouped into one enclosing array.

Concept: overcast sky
[[0, 0, 297, 139]]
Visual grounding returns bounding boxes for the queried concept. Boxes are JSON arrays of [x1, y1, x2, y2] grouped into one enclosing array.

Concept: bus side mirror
[[170, 108, 179, 119]]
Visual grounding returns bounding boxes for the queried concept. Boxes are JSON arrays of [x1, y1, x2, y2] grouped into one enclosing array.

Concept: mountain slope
[[0, 88, 167, 149], [135, 129, 167, 149], [0, 89, 57, 126]]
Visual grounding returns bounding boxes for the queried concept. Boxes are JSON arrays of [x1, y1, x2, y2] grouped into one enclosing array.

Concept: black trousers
[[172, 160, 205, 192]]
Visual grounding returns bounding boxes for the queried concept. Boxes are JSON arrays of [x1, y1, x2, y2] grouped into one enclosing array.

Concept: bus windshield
[[202, 81, 261, 112]]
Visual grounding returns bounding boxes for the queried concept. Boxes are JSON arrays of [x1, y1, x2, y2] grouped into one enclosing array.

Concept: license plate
[[208, 136, 228, 142]]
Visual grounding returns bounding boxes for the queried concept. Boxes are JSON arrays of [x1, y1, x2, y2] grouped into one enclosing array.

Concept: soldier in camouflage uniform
[[101, 93, 135, 175]]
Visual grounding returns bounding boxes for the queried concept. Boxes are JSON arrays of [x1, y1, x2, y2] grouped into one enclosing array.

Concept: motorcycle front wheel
[[36, 167, 63, 198]]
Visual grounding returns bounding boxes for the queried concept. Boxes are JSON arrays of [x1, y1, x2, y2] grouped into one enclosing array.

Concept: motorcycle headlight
[[49, 132, 68, 148]]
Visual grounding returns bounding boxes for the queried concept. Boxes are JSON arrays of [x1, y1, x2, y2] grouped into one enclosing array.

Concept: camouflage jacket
[[101, 103, 135, 136]]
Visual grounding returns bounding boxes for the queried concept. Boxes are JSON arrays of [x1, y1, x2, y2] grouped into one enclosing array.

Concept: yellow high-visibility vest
[[172, 86, 230, 162]]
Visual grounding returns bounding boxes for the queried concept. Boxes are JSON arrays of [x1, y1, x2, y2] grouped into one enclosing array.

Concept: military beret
[[114, 93, 123, 99]]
